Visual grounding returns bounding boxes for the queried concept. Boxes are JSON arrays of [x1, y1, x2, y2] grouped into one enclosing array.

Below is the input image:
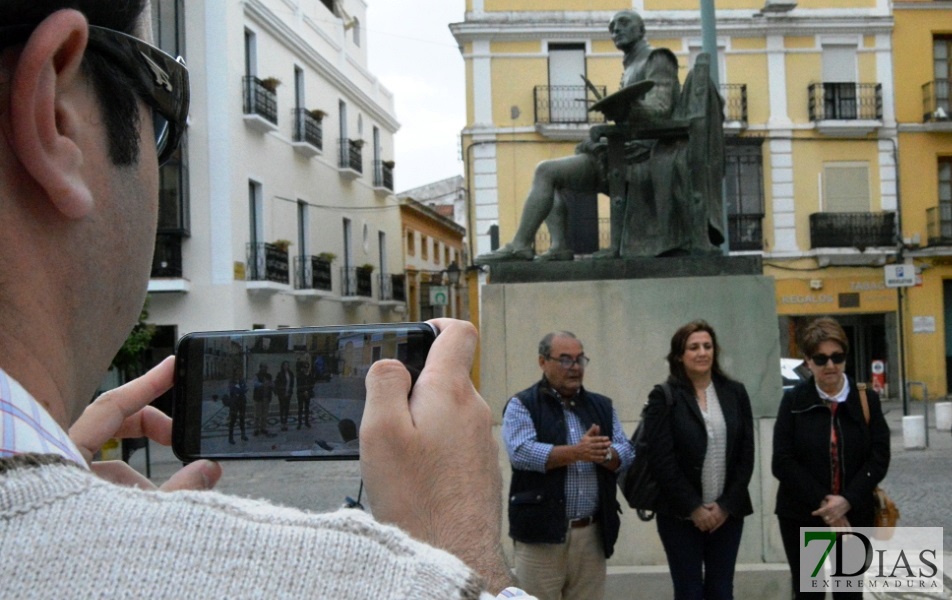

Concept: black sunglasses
[[1, 24, 189, 165], [811, 352, 846, 366], [544, 354, 590, 369]]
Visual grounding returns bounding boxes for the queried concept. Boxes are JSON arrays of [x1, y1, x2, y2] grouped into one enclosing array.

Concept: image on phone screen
[[172, 323, 435, 461]]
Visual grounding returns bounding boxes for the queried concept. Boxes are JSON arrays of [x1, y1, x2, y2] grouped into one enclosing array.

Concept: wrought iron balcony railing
[[292, 109, 323, 149], [242, 76, 278, 125], [719, 84, 748, 125], [534, 85, 607, 125], [246, 242, 289, 284], [728, 213, 763, 251], [809, 212, 896, 249], [922, 80, 951, 123], [341, 267, 373, 297], [379, 273, 406, 302], [374, 161, 394, 191], [808, 82, 882, 121], [293, 255, 333, 291], [927, 205, 952, 246], [338, 139, 363, 173], [152, 233, 183, 278]]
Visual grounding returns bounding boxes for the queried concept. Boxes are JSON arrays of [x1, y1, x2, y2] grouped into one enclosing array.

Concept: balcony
[[728, 214, 763, 251], [809, 212, 896, 250], [533, 84, 606, 140], [292, 109, 323, 158], [338, 139, 363, 179], [379, 273, 407, 308], [373, 161, 394, 193], [808, 82, 882, 136], [720, 84, 748, 135], [927, 205, 952, 246], [246, 242, 289, 294], [242, 76, 278, 133], [340, 266, 373, 304], [922, 80, 952, 128], [291, 255, 333, 300]]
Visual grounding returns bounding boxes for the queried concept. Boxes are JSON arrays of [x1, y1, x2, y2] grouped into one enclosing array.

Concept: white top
[[699, 382, 727, 504]]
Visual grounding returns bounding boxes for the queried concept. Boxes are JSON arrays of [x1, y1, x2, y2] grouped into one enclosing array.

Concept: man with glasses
[[0, 2, 527, 597], [502, 331, 635, 599]]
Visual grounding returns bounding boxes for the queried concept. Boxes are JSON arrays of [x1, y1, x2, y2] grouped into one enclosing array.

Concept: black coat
[[772, 376, 890, 525], [644, 376, 755, 519]]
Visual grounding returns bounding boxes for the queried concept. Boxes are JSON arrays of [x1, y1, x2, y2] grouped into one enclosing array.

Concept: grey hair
[[538, 331, 579, 357]]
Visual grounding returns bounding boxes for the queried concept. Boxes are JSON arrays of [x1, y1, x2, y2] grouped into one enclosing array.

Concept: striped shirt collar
[[0, 367, 88, 468]]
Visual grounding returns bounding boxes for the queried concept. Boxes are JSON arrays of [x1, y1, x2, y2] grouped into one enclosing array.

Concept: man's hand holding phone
[[359, 319, 513, 594], [69, 356, 222, 492]]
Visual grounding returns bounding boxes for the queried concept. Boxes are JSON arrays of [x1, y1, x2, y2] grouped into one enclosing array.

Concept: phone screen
[[171, 322, 437, 461]]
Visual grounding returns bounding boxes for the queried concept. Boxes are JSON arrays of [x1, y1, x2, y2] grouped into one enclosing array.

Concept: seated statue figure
[[476, 9, 724, 264]]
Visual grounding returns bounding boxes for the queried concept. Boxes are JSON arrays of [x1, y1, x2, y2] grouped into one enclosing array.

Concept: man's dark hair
[[538, 331, 578, 358], [1, 0, 148, 165]]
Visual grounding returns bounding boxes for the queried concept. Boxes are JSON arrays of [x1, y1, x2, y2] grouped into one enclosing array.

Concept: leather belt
[[569, 515, 596, 529]]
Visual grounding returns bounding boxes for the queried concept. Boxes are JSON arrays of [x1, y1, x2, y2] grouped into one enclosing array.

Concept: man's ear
[[8, 9, 95, 219]]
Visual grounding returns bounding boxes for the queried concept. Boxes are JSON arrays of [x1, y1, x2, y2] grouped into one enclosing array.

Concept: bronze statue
[[475, 10, 725, 264]]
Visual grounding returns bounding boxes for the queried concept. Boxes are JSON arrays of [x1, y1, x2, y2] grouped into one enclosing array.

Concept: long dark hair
[[666, 319, 728, 385]]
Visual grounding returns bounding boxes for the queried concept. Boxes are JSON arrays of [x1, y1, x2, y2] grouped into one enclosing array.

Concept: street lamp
[[444, 261, 461, 285]]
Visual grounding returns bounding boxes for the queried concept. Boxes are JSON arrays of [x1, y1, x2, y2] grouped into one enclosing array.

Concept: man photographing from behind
[[0, 2, 526, 597]]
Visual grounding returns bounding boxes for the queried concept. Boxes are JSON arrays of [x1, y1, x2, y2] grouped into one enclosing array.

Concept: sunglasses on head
[[811, 352, 846, 366], [1, 24, 189, 165]]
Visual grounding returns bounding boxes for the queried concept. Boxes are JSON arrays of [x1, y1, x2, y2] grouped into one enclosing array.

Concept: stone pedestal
[[479, 257, 788, 585]]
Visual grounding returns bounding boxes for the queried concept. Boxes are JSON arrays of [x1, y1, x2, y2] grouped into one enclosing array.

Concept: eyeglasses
[[1, 24, 189, 165], [544, 355, 590, 369], [810, 352, 846, 366]]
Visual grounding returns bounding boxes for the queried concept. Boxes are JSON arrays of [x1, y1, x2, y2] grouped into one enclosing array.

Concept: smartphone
[[171, 322, 438, 462]]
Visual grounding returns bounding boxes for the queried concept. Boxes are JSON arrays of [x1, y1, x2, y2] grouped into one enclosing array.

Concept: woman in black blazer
[[772, 317, 890, 599], [645, 320, 755, 600]]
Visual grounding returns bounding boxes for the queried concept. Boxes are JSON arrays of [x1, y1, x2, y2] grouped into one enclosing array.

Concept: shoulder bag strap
[[660, 382, 675, 406], [857, 382, 870, 426]]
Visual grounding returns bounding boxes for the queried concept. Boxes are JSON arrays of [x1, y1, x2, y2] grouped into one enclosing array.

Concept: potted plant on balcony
[[351, 139, 365, 148], [317, 252, 336, 263], [357, 263, 375, 273], [382, 160, 395, 169], [260, 77, 281, 92], [272, 239, 292, 253], [308, 108, 327, 121]]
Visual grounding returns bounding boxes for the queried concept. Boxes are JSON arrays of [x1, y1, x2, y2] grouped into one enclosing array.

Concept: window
[[547, 43, 587, 124], [421, 235, 429, 261], [823, 163, 870, 213], [244, 29, 256, 77], [294, 66, 304, 109], [407, 229, 415, 256], [821, 44, 858, 119], [378, 231, 386, 273], [352, 17, 360, 47], [297, 201, 308, 257], [724, 141, 764, 251], [249, 180, 263, 245], [343, 218, 353, 269], [934, 36, 952, 116], [434, 242, 441, 266], [152, 0, 185, 57]]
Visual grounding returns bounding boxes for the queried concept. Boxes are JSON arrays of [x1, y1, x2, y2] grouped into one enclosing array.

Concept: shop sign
[[884, 265, 915, 288]]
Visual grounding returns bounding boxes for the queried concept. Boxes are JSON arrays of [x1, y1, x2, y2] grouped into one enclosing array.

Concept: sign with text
[[799, 527, 943, 594], [884, 264, 916, 288], [429, 285, 449, 306]]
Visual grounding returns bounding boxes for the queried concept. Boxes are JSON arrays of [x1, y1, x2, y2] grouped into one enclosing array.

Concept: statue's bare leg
[[475, 153, 598, 263]]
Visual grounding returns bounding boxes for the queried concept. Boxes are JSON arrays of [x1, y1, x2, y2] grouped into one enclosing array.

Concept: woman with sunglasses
[[644, 320, 754, 600], [772, 317, 890, 599]]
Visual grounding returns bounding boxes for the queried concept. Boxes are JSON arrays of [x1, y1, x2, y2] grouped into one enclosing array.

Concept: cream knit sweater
[[0, 455, 485, 599]]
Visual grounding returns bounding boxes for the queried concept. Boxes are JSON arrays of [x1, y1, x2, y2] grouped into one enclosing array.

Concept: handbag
[[619, 382, 674, 522], [857, 383, 899, 535]]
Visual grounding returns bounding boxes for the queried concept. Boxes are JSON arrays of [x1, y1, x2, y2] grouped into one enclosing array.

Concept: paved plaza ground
[[133, 396, 950, 598]]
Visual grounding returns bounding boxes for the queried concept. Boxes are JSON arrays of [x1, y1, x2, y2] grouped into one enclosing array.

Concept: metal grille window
[[724, 142, 764, 251]]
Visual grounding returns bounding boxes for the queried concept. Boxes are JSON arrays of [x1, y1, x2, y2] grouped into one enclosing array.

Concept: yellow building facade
[[892, 0, 952, 398], [452, 0, 920, 395]]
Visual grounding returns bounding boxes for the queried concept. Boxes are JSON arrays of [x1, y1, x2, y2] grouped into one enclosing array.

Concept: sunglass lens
[[831, 353, 846, 364]]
